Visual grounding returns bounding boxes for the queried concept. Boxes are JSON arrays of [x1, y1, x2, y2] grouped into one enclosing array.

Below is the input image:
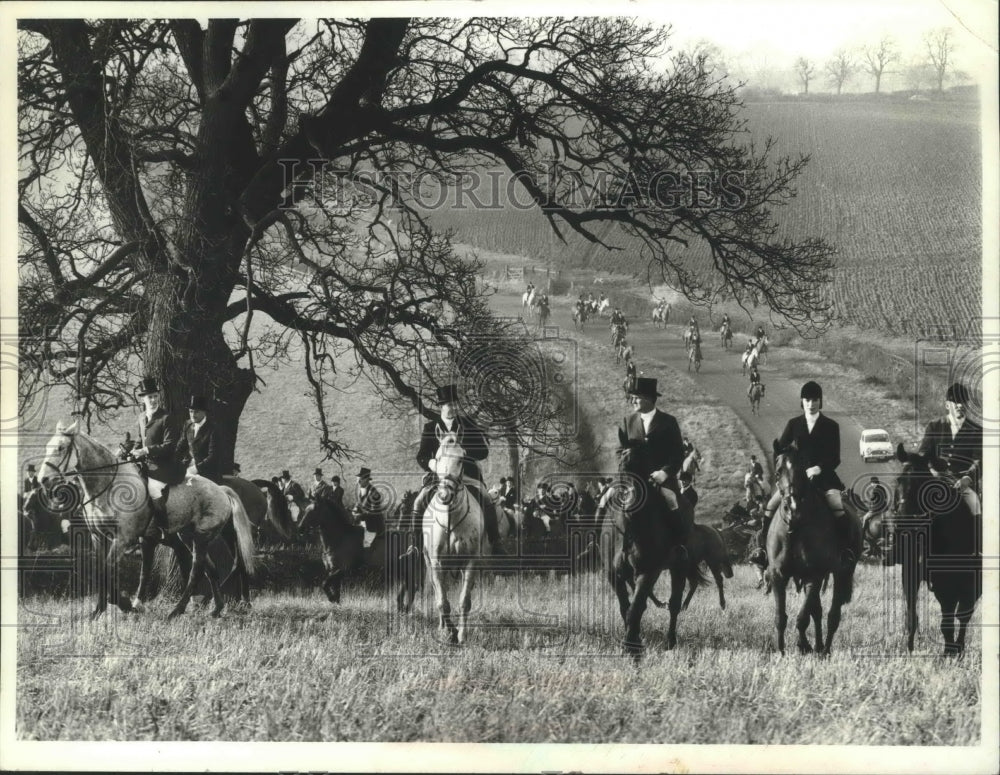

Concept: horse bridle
[[43, 433, 134, 513]]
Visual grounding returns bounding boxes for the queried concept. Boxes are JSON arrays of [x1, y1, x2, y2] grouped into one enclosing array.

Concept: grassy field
[[16, 565, 982, 744]]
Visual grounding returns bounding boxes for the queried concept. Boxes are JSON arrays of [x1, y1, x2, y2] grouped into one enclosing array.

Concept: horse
[[40, 421, 256, 620], [651, 302, 669, 328], [536, 300, 551, 330], [603, 450, 693, 659], [889, 444, 982, 656], [756, 334, 769, 365], [422, 430, 485, 644], [610, 322, 626, 352], [297, 496, 365, 604], [687, 341, 702, 372], [631, 524, 734, 612], [720, 322, 733, 350], [616, 339, 634, 366], [764, 440, 858, 655], [741, 346, 758, 376], [597, 297, 610, 317], [748, 382, 765, 416], [572, 303, 588, 331], [744, 471, 769, 508], [20, 485, 76, 552], [521, 288, 536, 309]]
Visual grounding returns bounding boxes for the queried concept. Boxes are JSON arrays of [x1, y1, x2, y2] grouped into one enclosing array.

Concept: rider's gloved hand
[[806, 465, 821, 479], [133, 447, 148, 459], [650, 470, 668, 485]]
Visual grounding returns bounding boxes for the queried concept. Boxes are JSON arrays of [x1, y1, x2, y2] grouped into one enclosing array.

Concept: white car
[[859, 429, 893, 462]]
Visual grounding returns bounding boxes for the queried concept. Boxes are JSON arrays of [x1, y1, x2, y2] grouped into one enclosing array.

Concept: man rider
[[130, 377, 181, 523], [750, 381, 860, 570], [597, 376, 694, 563], [174, 395, 223, 483], [884, 382, 983, 566], [412, 384, 505, 554]]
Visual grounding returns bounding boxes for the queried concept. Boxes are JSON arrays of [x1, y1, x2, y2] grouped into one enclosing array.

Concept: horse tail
[[222, 486, 257, 575], [253, 478, 296, 541]]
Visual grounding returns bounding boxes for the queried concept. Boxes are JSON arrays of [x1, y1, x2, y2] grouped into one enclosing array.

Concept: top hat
[[314, 468, 323, 476], [331, 476, 341, 483], [27, 464, 36, 473], [629, 377, 661, 398], [436, 384, 460, 405], [137, 377, 159, 396], [188, 395, 209, 411], [946, 382, 970, 404], [800, 381, 823, 401], [281, 470, 291, 479], [357, 467, 372, 479]]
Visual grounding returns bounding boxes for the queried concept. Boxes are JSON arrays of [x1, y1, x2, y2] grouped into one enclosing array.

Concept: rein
[[47, 434, 141, 515]]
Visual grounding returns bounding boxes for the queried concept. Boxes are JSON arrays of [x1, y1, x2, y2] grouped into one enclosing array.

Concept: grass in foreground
[[16, 565, 981, 744]]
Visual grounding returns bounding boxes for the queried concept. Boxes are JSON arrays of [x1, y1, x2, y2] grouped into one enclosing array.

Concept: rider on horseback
[[750, 381, 860, 571], [598, 377, 694, 563], [884, 382, 983, 566], [747, 365, 763, 398], [129, 377, 181, 526], [412, 384, 505, 555]]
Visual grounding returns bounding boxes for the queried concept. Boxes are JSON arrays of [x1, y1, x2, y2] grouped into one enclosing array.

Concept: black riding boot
[[749, 513, 773, 568], [477, 492, 507, 556], [835, 511, 857, 567], [150, 484, 170, 533], [882, 526, 897, 566], [411, 485, 435, 520]]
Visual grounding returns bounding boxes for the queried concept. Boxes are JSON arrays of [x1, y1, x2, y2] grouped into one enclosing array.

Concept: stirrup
[[749, 547, 767, 567]]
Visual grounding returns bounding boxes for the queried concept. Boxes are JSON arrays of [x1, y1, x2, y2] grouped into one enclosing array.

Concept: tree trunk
[[875, 72, 882, 93], [146, 272, 255, 473]]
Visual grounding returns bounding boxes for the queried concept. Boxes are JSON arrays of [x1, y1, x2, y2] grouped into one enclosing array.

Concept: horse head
[[41, 420, 81, 485], [772, 440, 812, 530], [434, 432, 467, 503]]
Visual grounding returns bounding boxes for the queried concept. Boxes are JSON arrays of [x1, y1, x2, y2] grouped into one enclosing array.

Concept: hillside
[[428, 99, 982, 338]]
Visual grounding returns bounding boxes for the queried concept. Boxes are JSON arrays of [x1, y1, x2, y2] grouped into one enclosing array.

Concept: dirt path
[[493, 293, 898, 501]]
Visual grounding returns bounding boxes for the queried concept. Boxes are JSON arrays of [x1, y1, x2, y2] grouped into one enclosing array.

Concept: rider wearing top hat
[[23, 464, 41, 495], [353, 467, 385, 536], [598, 376, 694, 561], [130, 377, 182, 519], [750, 380, 860, 570], [413, 383, 505, 554], [175, 395, 223, 484]]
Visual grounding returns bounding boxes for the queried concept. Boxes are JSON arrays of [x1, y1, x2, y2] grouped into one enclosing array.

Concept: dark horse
[[765, 440, 858, 655], [298, 497, 365, 604], [890, 444, 982, 656], [603, 451, 692, 659]]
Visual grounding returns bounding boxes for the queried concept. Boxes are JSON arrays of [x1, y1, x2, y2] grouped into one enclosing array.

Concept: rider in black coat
[[412, 384, 504, 553]]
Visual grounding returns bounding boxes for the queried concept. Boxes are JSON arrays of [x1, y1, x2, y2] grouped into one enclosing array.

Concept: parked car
[[859, 429, 893, 462]]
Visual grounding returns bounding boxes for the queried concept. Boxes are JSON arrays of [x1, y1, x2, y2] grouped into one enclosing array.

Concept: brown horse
[[603, 452, 692, 659], [890, 444, 982, 656], [298, 496, 365, 604], [765, 440, 858, 655]]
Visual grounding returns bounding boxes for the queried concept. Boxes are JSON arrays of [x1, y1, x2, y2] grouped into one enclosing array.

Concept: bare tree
[[825, 49, 856, 95], [794, 57, 817, 94], [861, 36, 899, 93], [19, 18, 836, 464], [924, 27, 956, 92]]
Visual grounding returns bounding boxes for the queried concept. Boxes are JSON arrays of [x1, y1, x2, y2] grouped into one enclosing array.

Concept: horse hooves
[[798, 641, 813, 655], [166, 607, 186, 620], [89, 609, 106, 622]]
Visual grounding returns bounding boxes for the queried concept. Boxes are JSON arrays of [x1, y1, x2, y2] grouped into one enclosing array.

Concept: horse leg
[[623, 570, 660, 659], [168, 535, 208, 619], [824, 572, 850, 656], [456, 565, 476, 644], [711, 565, 727, 610], [101, 535, 135, 616], [202, 552, 225, 618], [771, 574, 789, 655], [952, 591, 977, 657], [329, 568, 343, 604], [610, 553, 631, 624], [681, 574, 695, 610], [795, 583, 817, 654], [665, 567, 684, 650], [89, 533, 110, 620], [936, 589, 959, 656], [902, 556, 919, 653], [429, 561, 457, 643], [810, 583, 825, 654]]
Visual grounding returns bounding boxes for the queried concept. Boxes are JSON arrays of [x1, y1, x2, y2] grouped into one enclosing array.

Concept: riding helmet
[[800, 381, 823, 401]]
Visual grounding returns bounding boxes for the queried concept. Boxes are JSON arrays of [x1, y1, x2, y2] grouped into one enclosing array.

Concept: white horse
[[423, 430, 484, 644], [744, 472, 770, 506], [741, 346, 759, 375], [652, 302, 670, 328], [521, 288, 536, 309], [597, 298, 611, 317], [41, 421, 256, 620]]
